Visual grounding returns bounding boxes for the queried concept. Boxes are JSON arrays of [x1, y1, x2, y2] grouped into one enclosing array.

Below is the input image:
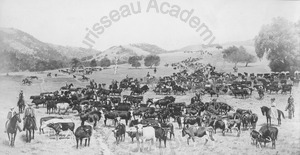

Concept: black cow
[[32, 98, 46, 108], [75, 125, 92, 149], [154, 126, 168, 148], [258, 125, 279, 149], [46, 100, 57, 114]]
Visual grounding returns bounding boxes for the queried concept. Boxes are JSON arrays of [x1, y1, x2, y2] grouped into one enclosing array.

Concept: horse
[[5, 113, 21, 147], [17, 98, 25, 113], [260, 106, 285, 126], [24, 116, 36, 142]]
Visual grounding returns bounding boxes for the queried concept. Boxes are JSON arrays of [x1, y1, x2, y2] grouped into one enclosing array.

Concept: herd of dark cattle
[[29, 64, 299, 150]]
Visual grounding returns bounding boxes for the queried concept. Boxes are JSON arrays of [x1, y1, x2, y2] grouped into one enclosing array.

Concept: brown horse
[[6, 113, 21, 147], [24, 116, 36, 142], [260, 106, 285, 126]]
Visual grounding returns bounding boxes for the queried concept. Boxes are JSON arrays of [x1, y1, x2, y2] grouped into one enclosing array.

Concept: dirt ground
[[0, 62, 300, 155]]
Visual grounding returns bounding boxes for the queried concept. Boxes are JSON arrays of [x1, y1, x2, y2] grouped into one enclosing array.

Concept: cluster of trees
[[128, 55, 160, 68], [0, 50, 66, 72], [70, 57, 111, 68], [128, 56, 143, 68], [255, 17, 300, 72], [222, 46, 256, 67]]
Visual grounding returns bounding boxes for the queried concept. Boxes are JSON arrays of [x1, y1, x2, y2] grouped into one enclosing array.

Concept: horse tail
[[279, 110, 285, 119]]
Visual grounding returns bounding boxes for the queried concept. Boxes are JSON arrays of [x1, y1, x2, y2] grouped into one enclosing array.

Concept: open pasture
[[0, 60, 299, 155]]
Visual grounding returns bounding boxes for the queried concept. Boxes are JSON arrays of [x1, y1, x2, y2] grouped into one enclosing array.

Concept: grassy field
[[0, 53, 299, 155]]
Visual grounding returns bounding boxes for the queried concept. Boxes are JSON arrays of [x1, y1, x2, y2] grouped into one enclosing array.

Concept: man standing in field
[[286, 95, 295, 119]]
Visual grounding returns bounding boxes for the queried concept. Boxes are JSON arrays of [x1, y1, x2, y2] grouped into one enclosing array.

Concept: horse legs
[[13, 133, 17, 147], [32, 129, 35, 140], [7, 133, 11, 146]]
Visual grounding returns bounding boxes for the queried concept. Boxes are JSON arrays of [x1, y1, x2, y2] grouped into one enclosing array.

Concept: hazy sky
[[0, 0, 299, 50]]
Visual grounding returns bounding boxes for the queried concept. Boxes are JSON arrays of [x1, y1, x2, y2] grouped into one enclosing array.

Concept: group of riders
[[5, 90, 37, 133]]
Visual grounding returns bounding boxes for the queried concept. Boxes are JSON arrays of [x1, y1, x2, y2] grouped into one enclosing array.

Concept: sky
[[0, 0, 299, 51]]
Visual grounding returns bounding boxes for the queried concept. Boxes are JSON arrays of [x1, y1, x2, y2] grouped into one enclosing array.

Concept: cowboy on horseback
[[5, 107, 22, 133], [285, 95, 295, 119], [23, 103, 37, 131]]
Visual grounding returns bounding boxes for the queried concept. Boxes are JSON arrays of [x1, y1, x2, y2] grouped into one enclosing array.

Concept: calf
[[75, 125, 93, 149], [250, 130, 262, 148], [112, 123, 126, 144], [126, 127, 138, 143]]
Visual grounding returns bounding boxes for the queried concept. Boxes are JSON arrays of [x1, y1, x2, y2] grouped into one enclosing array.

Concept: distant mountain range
[[0, 27, 255, 71], [0, 27, 100, 60]]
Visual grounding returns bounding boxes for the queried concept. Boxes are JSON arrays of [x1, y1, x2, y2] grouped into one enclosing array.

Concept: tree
[[255, 17, 300, 72], [128, 56, 142, 68], [222, 46, 256, 67], [144, 55, 160, 68], [90, 59, 97, 67], [70, 58, 81, 68], [132, 61, 141, 68], [35, 60, 48, 71], [99, 57, 111, 68], [243, 53, 256, 67]]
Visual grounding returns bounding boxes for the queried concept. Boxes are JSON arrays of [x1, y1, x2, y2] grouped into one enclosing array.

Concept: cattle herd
[[27, 63, 299, 152]]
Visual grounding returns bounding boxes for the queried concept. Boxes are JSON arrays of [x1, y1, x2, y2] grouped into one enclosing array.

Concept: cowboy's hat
[[10, 107, 15, 110], [271, 98, 275, 101]]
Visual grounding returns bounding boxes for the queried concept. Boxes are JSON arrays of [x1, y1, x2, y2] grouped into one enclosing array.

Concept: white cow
[[135, 124, 155, 152], [56, 103, 70, 115]]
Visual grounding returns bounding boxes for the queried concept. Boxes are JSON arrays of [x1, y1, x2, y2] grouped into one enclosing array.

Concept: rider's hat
[[27, 102, 34, 106], [271, 98, 275, 101], [10, 107, 15, 110]]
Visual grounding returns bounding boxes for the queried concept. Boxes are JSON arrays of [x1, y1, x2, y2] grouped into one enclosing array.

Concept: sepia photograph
[[0, 0, 299, 154]]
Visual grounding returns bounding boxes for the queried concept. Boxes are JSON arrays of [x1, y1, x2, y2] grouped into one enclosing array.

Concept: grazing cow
[[135, 124, 156, 152], [250, 130, 262, 148], [56, 103, 70, 115], [182, 126, 215, 146], [112, 123, 126, 144], [41, 119, 75, 140], [39, 116, 63, 134], [75, 125, 93, 149], [258, 125, 279, 149]]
